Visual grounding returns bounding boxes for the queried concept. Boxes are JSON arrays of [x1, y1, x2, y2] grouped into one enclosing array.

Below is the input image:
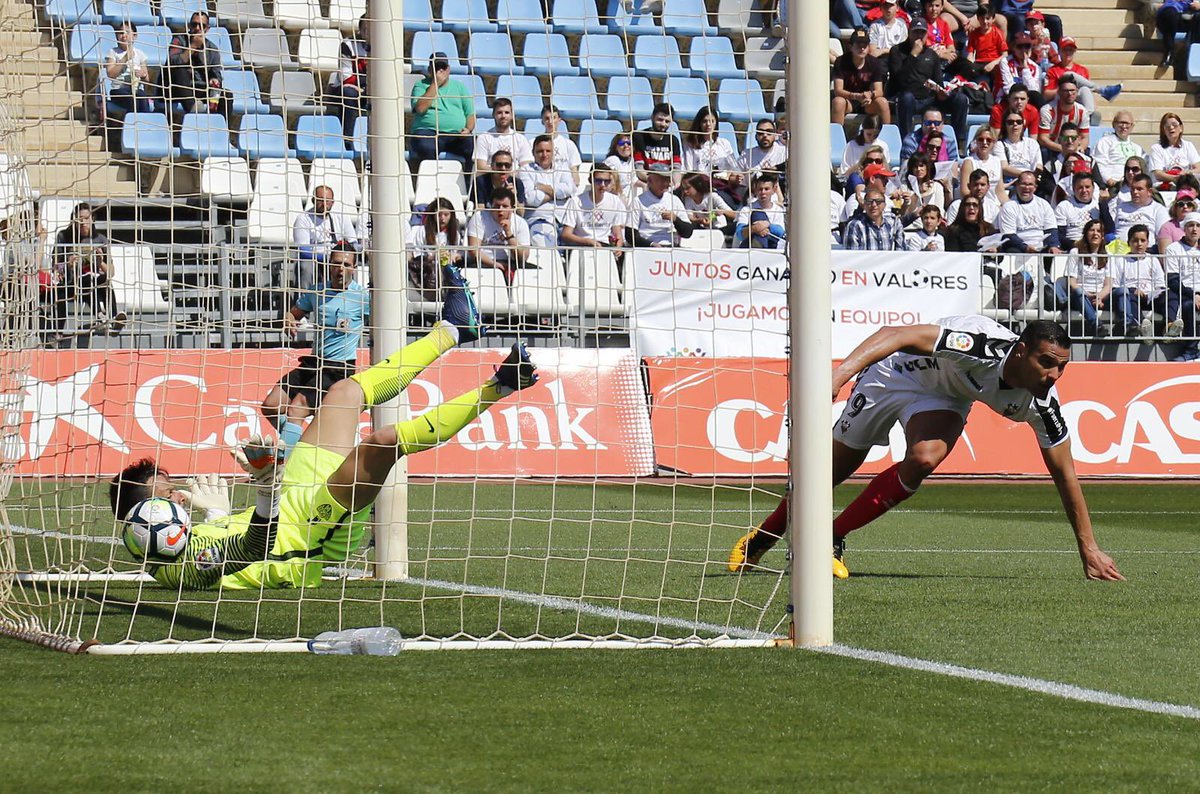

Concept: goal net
[[0, 0, 796, 653]]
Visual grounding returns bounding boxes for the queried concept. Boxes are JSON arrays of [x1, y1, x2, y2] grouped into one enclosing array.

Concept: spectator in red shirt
[[1025, 11, 1059, 71], [965, 5, 1007, 82], [988, 83, 1039, 134], [832, 28, 891, 124], [1044, 37, 1122, 126], [920, 0, 957, 62], [1038, 75, 1089, 157]]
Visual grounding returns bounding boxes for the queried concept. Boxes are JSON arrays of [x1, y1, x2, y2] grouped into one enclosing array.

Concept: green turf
[[3, 481, 1200, 789]]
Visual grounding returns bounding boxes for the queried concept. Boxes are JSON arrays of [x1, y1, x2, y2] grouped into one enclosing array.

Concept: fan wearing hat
[[867, 0, 909, 58], [886, 14, 970, 148], [1157, 188, 1199, 253], [1044, 37, 1122, 126], [409, 51, 476, 169], [833, 29, 891, 124]]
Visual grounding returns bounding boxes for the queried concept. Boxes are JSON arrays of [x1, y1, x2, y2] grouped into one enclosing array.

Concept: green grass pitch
[[3, 480, 1200, 789]]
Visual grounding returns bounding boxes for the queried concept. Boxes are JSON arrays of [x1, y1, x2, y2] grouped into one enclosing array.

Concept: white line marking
[[815, 644, 1200, 721]]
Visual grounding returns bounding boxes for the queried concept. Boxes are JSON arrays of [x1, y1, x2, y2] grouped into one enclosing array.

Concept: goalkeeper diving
[[108, 266, 537, 590]]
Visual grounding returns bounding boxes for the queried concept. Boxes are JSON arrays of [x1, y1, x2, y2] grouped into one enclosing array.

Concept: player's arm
[[831, 324, 941, 398], [1039, 440, 1124, 581]]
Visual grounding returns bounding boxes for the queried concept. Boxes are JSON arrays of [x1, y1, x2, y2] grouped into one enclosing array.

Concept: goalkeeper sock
[[394, 380, 505, 456], [759, 495, 788, 540], [280, 420, 303, 457], [833, 464, 915, 538], [351, 323, 457, 408]]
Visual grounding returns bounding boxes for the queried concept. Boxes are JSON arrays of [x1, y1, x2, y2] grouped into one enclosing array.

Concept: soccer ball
[[122, 497, 191, 560]]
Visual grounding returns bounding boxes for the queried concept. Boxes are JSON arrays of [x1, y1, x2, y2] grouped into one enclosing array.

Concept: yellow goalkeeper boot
[[832, 535, 850, 579], [728, 527, 778, 572]]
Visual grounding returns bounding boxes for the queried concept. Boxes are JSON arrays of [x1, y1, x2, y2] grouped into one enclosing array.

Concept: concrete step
[[1049, 11, 1140, 29], [1062, 22, 1147, 38], [0, 87, 83, 119], [0, 29, 47, 47], [1123, 107, 1200, 123], [1069, 36, 1158, 51], [0, 47, 64, 75], [0, 72, 70, 93], [16, 119, 103, 151], [25, 162, 138, 197], [1088, 50, 1171, 66], [1114, 91, 1198, 107], [1103, 79, 1196, 94], [1039, 0, 1139, 9], [22, 147, 112, 166], [1087, 64, 1174, 79]]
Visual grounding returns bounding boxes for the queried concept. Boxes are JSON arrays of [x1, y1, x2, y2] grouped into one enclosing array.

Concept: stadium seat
[[110, 244, 170, 315], [474, 117, 496, 136], [604, 0, 661, 35], [771, 78, 786, 111], [664, 77, 710, 121], [743, 37, 785, 79], [46, 0, 99, 26], [462, 73, 489, 117], [351, 116, 369, 158], [688, 37, 745, 80], [298, 28, 341, 73], [565, 248, 623, 315], [214, 0, 273, 30], [159, 0, 205, 26], [101, 0, 156, 26], [327, 0, 364, 31], [225, 70, 271, 115], [512, 248, 566, 316], [522, 117, 566, 137], [247, 157, 305, 244], [398, 0, 439, 32], [469, 32, 523, 76], [716, 78, 766, 124], [662, 0, 718, 36], [207, 26, 240, 67], [578, 34, 629, 78], [413, 160, 467, 213], [633, 36, 691, 79], [606, 75, 654, 123], [274, 0, 323, 31], [717, 120, 738, 152], [552, 0, 607, 35], [579, 118, 624, 162], [134, 24, 172, 67], [308, 157, 362, 208], [680, 229, 725, 251], [68, 24, 117, 66], [294, 115, 353, 160], [495, 74, 544, 120], [636, 118, 680, 134], [497, 0, 548, 35], [879, 124, 903, 168], [410, 31, 467, 74], [523, 33, 580, 77], [552, 75, 603, 120], [268, 70, 322, 115], [241, 28, 299, 70], [441, 0, 495, 32], [200, 156, 254, 202], [462, 266, 514, 316], [716, 0, 757, 35], [179, 113, 239, 159], [121, 112, 176, 159], [830, 123, 847, 168], [1189, 44, 1200, 82], [238, 113, 296, 158], [1091, 125, 1114, 140]]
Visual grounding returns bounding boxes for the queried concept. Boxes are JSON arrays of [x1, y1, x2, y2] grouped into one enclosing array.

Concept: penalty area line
[[814, 644, 1200, 721]]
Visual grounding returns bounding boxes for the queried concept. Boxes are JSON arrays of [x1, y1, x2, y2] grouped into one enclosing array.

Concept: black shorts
[[280, 355, 356, 410]]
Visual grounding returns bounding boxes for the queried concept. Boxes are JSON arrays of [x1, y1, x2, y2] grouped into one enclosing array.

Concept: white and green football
[[123, 497, 191, 560]]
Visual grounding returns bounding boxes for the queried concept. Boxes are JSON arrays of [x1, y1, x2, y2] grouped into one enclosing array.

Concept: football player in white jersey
[[729, 317, 1125, 582]]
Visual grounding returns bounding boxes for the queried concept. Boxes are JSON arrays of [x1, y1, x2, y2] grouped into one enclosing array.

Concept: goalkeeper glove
[[177, 473, 231, 521], [232, 434, 284, 519]]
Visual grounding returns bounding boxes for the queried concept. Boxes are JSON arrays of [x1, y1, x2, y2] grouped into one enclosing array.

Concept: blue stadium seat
[[633, 36, 691, 79], [224, 70, 271, 115], [830, 123, 846, 168], [579, 118, 624, 162], [523, 33, 580, 77], [496, 74, 544, 120], [965, 113, 990, 129], [664, 77, 710, 121], [636, 118, 680, 134], [552, 0, 607, 35], [179, 113, 239, 159], [46, 0, 99, 25], [552, 75, 603, 120], [474, 116, 496, 135], [121, 112, 177, 159], [497, 0, 547, 34], [1189, 44, 1200, 81], [605, 0, 661, 35], [101, 0, 156, 26], [440, 0, 496, 32], [68, 24, 117, 66], [135, 24, 171, 67], [207, 26, 240, 67], [1091, 125, 1114, 140], [401, 0, 440, 31], [462, 73, 490, 117], [159, 0, 205, 26], [578, 34, 629, 78], [879, 123, 903, 168], [410, 31, 467, 74], [351, 115, 368, 158], [523, 117, 566, 136], [606, 75, 654, 122], [688, 37, 745, 80], [661, 0, 718, 36], [715, 78, 765, 124], [238, 114, 295, 158], [468, 32, 522, 75], [718, 120, 738, 153], [295, 116, 353, 160]]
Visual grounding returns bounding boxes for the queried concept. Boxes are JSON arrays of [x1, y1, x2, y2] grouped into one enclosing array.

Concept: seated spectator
[[631, 165, 693, 247], [842, 144, 888, 195], [1044, 37, 1121, 127], [406, 197, 463, 300], [681, 172, 737, 231], [906, 204, 945, 250], [1158, 189, 1197, 253], [1164, 215, 1200, 358], [519, 135, 575, 249], [996, 33, 1043, 107], [1110, 155, 1148, 204], [844, 188, 906, 250], [1148, 112, 1200, 190], [829, 0, 866, 36], [947, 168, 1002, 224], [944, 194, 999, 251], [474, 98, 533, 175], [919, 0, 957, 62], [1093, 112, 1144, 192], [328, 15, 369, 140], [988, 83, 1039, 134], [842, 162, 919, 222], [998, 110, 1042, 190], [840, 116, 891, 177], [1055, 171, 1100, 250], [832, 29, 891, 124], [1037, 76, 1089, 158], [941, 0, 1007, 39], [467, 187, 530, 281], [476, 149, 527, 208], [900, 109, 960, 161], [740, 209, 786, 249], [997, 170, 1062, 253], [535, 105, 583, 188], [1154, 0, 1200, 68], [603, 131, 640, 203], [868, 0, 908, 58], [1111, 224, 1167, 339], [735, 172, 787, 247], [633, 103, 682, 183], [726, 117, 788, 202], [409, 52, 475, 169], [1046, 123, 1101, 201], [560, 164, 628, 250], [996, 1, 1062, 42], [905, 153, 948, 210], [965, 5, 1006, 82], [887, 20, 969, 145], [681, 106, 738, 183], [293, 185, 360, 292], [1054, 218, 1112, 336], [53, 203, 125, 332], [1108, 174, 1168, 247], [166, 11, 223, 117], [1024, 11, 1058, 72], [104, 22, 152, 120], [960, 126, 1005, 201]]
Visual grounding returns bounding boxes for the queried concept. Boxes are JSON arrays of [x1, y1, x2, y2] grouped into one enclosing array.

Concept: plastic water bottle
[[307, 626, 404, 656]]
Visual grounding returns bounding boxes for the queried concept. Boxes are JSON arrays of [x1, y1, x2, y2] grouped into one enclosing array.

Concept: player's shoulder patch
[[943, 331, 976, 352], [195, 546, 225, 572], [935, 328, 1012, 360]]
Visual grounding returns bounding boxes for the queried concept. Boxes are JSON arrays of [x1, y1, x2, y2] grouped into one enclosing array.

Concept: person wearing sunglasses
[[998, 112, 1042, 190], [560, 164, 628, 253], [1048, 122, 1100, 202], [843, 144, 888, 194], [944, 194, 998, 252], [996, 32, 1043, 108], [961, 126, 1005, 202], [1093, 112, 1144, 191], [1054, 170, 1101, 250], [1037, 75, 1090, 158], [844, 187, 906, 250], [166, 10, 223, 117], [602, 132, 640, 203], [900, 109, 960, 162]]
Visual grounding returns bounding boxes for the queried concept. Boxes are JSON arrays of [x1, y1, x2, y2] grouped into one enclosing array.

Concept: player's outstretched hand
[[232, 434, 283, 489], [177, 472, 231, 520], [1082, 547, 1125, 581]]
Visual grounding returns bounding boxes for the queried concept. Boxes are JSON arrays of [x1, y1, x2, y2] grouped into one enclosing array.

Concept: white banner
[[630, 249, 981, 358]]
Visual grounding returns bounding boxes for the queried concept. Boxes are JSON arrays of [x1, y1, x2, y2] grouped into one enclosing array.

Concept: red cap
[[1059, 35, 1077, 49], [863, 163, 897, 181], [1071, 159, 1092, 174], [1026, 10, 1044, 20]]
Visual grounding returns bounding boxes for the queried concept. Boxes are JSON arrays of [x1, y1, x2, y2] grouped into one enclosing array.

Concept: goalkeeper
[[109, 266, 537, 591]]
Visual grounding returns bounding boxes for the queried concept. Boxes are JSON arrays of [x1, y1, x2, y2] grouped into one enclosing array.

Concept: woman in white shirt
[[1148, 112, 1200, 189], [839, 115, 891, 177], [602, 131, 640, 203], [680, 106, 737, 179], [104, 22, 152, 116], [998, 111, 1041, 190], [960, 126, 1007, 200], [1056, 218, 1112, 335], [904, 153, 947, 211], [406, 198, 463, 300], [681, 172, 736, 230]]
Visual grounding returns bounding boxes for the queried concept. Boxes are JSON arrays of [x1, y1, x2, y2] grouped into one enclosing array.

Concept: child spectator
[[906, 205, 946, 250], [965, 5, 1006, 82], [868, 0, 909, 58]]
